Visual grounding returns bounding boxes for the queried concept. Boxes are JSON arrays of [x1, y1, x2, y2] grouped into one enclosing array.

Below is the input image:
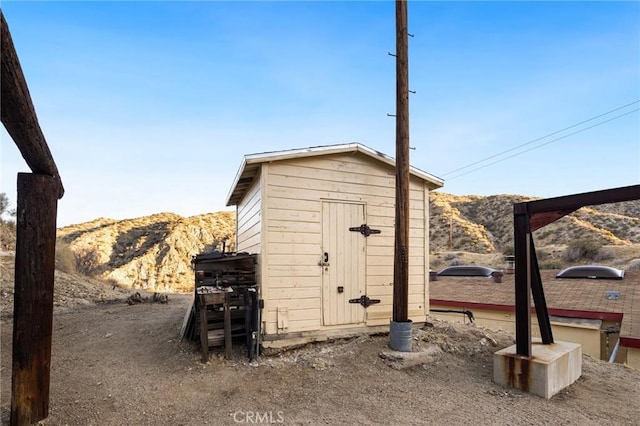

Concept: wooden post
[[198, 295, 209, 363], [11, 173, 58, 426], [224, 292, 232, 360], [392, 0, 410, 322]]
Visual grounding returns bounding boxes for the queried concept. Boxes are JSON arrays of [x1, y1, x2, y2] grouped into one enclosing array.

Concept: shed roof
[[226, 143, 444, 206]]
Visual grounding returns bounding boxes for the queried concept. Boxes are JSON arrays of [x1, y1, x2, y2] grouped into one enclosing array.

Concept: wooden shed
[[226, 143, 444, 348]]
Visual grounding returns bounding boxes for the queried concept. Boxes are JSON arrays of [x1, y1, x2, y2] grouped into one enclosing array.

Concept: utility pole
[[392, 0, 410, 326]]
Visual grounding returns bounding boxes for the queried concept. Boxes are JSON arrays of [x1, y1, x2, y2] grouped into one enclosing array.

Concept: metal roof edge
[[243, 143, 361, 164], [226, 142, 444, 206], [225, 156, 248, 206], [353, 144, 444, 189]]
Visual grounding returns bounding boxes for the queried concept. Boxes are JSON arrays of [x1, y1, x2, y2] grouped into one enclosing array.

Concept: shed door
[[321, 201, 366, 326]]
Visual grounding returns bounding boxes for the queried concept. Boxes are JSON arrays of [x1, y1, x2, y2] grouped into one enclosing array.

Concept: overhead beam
[[0, 11, 64, 199], [523, 185, 640, 232]]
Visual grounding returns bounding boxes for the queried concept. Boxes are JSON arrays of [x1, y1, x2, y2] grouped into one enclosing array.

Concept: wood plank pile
[[180, 253, 260, 361]]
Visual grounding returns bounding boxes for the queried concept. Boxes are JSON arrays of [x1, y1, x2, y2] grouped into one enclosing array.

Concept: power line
[[441, 100, 640, 177], [445, 107, 640, 181]]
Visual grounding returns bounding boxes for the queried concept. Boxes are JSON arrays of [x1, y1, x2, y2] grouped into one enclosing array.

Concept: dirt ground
[[1, 292, 639, 426]]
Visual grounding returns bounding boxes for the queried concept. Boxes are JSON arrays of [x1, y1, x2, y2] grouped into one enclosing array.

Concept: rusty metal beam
[[529, 237, 553, 344], [528, 185, 640, 231], [514, 204, 531, 357], [529, 209, 577, 232]]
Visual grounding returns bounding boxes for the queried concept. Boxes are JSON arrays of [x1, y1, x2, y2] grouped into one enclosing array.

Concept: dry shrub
[[539, 259, 564, 270], [501, 243, 514, 256], [75, 248, 101, 275], [429, 253, 446, 270], [444, 253, 458, 261], [563, 239, 603, 263], [55, 242, 77, 274], [0, 221, 16, 251], [627, 259, 640, 270], [594, 248, 614, 262]]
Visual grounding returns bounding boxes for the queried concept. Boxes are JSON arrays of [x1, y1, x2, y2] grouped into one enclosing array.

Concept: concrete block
[[493, 340, 582, 398]]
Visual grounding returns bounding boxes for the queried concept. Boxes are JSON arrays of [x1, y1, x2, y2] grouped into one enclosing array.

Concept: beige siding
[[424, 184, 431, 314], [236, 170, 262, 254], [627, 348, 640, 369], [260, 154, 429, 334]]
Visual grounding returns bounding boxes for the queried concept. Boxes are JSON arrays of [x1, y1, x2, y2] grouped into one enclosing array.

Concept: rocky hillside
[[56, 212, 235, 293], [429, 192, 640, 253], [47, 192, 640, 293]]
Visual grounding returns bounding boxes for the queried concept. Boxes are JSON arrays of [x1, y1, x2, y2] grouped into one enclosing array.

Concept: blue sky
[[1, 1, 638, 227]]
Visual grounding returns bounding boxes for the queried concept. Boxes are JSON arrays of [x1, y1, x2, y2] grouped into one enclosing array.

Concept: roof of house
[[430, 269, 640, 349], [226, 143, 444, 206]]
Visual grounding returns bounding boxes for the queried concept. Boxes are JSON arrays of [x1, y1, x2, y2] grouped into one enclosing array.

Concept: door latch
[[318, 251, 330, 266]]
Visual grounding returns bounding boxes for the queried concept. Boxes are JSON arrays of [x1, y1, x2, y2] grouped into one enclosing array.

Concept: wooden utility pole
[[392, 0, 410, 322]]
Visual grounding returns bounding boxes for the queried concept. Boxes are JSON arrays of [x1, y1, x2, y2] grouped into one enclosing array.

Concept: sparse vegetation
[[0, 193, 16, 252], [539, 259, 564, 270]]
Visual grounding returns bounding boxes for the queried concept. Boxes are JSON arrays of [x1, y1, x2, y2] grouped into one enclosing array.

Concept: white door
[[321, 202, 366, 325]]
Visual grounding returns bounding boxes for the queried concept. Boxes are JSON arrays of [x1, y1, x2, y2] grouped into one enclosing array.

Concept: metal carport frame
[[513, 184, 640, 357]]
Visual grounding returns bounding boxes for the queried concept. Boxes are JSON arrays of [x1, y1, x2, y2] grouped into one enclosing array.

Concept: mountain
[[56, 212, 235, 293], [429, 191, 640, 253], [52, 193, 640, 293]]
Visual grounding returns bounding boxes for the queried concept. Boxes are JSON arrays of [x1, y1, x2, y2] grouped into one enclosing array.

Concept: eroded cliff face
[[429, 192, 640, 253], [56, 211, 236, 292]]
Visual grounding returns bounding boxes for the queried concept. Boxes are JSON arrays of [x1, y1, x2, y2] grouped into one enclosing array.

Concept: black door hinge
[[349, 295, 381, 308], [348, 224, 381, 237]]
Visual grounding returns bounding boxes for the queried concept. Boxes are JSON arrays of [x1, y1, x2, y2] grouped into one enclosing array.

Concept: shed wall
[[236, 170, 262, 254], [627, 347, 640, 369], [257, 153, 430, 336]]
